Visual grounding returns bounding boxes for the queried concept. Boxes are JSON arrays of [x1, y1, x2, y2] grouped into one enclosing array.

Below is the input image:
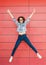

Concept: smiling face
[[19, 18, 24, 23], [17, 16, 25, 23]]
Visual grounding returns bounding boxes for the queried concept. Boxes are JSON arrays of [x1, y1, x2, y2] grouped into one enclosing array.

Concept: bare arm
[[25, 9, 36, 24], [7, 9, 18, 25]]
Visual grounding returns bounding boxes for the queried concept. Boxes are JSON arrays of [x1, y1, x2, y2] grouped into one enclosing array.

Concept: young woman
[[7, 9, 42, 62]]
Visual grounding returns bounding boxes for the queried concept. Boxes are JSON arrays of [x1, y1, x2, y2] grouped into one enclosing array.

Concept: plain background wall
[[0, 0, 46, 65]]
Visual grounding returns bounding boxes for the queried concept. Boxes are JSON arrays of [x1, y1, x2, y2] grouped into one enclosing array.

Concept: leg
[[23, 35, 42, 59], [23, 35, 37, 53], [9, 35, 23, 62], [11, 35, 23, 56]]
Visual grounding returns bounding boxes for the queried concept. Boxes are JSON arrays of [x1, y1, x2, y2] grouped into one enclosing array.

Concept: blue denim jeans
[[11, 34, 38, 56]]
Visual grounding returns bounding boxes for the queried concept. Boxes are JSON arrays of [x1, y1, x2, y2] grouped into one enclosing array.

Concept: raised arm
[[25, 9, 36, 24], [7, 9, 18, 25]]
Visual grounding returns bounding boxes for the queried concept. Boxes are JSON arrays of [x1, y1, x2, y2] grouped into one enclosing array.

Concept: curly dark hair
[[17, 16, 25, 23]]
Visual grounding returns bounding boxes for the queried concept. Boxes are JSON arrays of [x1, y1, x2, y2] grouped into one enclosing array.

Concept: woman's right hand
[[7, 9, 14, 18]]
